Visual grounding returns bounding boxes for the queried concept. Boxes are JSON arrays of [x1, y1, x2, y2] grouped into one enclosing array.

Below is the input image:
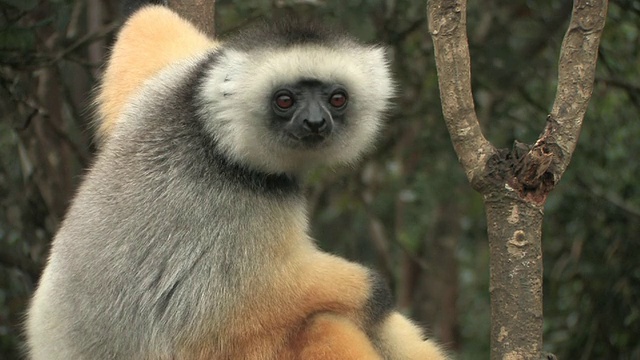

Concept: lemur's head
[[198, 20, 395, 174]]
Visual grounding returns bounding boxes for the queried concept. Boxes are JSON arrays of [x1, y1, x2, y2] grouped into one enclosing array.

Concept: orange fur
[[95, 5, 217, 141], [293, 313, 382, 360], [174, 249, 375, 359]]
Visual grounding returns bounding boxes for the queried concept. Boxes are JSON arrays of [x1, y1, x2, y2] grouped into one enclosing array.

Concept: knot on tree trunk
[[487, 136, 561, 206]]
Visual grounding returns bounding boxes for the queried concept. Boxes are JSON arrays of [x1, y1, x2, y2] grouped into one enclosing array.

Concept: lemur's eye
[[274, 92, 294, 110], [329, 91, 348, 108]]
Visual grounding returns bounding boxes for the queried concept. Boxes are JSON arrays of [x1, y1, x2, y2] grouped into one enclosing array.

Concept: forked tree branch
[[428, 0, 607, 201], [427, 0, 607, 359], [542, 0, 609, 183]]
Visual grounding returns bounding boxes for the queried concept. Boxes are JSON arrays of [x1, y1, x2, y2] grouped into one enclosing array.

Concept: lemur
[[25, 3, 448, 359]]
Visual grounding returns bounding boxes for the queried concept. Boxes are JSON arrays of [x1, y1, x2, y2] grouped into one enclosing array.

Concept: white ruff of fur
[[198, 45, 394, 174]]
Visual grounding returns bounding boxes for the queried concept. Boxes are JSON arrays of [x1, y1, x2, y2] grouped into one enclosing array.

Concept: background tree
[[1, 0, 638, 359]]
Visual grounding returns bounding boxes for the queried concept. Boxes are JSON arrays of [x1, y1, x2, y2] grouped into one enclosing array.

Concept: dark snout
[[291, 101, 333, 144]]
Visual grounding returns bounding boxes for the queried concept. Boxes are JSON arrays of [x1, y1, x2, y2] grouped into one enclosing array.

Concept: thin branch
[[577, 179, 640, 219], [596, 50, 640, 107], [519, 2, 574, 65], [542, 0, 609, 182], [368, 216, 395, 277], [359, 191, 431, 273], [50, 20, 120, 65], [427, 0, 495, 190], [595, 76, 640, 93]]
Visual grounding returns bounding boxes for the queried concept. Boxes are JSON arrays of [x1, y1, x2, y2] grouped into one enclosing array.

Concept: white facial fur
[[198, 44, 394, 174]]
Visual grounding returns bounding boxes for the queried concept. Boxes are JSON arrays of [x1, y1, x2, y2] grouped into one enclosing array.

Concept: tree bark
[[168, 0, 216, 37], [426, 0, 608, 359], [485, 194, 544, 359]]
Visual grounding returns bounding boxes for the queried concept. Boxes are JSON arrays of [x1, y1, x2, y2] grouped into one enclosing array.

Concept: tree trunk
[[485, 194, 543, 358], [168, 0, 216, 37]]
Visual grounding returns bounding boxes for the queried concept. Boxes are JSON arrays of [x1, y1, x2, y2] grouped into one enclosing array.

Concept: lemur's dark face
[[269, 80, 349, 149]]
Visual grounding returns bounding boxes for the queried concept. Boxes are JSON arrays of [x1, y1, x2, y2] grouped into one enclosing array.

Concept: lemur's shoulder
[[95, 5, 218, 142]]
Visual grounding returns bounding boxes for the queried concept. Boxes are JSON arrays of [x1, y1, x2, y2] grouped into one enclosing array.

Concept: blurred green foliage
[[1, 0, 639, 359]]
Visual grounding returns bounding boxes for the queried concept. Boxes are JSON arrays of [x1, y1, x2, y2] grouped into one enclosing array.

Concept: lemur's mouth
[[286, 133, 328, 148], [301, 134, 326, 145]]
